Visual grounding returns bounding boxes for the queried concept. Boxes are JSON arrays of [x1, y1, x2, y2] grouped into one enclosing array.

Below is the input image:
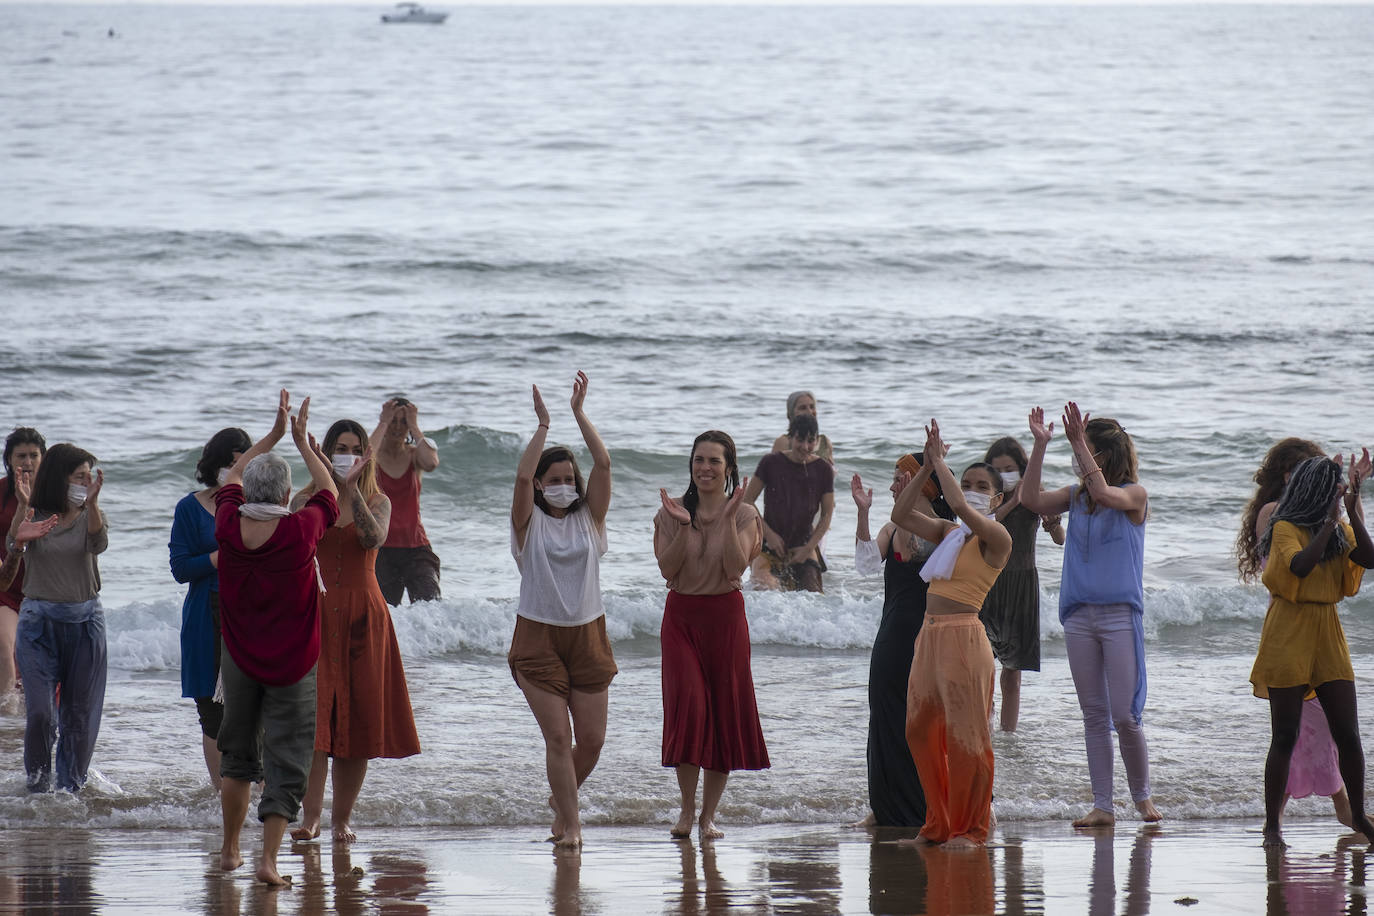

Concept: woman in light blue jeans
[[1020, 403, 1162, 827], [7, 443, 109, 793]]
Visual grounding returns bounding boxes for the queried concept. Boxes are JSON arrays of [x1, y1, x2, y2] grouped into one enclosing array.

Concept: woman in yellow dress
[[1250, 452, 1374, 848]]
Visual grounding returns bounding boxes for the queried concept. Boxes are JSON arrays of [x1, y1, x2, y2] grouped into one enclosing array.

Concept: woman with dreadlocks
[[1250, 452, 1374, 848]]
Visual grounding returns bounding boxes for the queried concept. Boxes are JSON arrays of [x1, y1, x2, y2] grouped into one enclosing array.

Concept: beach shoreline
[[0, 817, 1361, 914]]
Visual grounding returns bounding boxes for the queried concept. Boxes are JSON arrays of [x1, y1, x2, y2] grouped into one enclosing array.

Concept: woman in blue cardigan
[[169, 427, 250, 791]]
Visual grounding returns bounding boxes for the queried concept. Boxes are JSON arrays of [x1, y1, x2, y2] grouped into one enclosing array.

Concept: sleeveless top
[[512, 506, 607, 627], [927, 534, 1002, 609], [378, 463, 430, 549], [882, 533, 936, 614], [1059, 484, 1146, 622]]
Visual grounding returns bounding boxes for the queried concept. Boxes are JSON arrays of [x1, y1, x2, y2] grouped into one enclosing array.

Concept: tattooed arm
[[351, 490, 392, 550]]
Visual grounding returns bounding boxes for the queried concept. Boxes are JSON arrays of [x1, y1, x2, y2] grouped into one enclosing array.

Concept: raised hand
[[290, 396, 312, 446], [379, 399, 399, 428], [924, 420, 946, 466], [270, 388, 291, 441], [532, 385, 550, 428], [308, 433, 330, 469], [1029, 407, 1055, 446], [1328, 458, 1348, 523], [345, 446, 372, 491], [570, 370, 589, 414], [14, 468, 32, 506], [1351, 448, 1372, 491], [850, 473, 873, 511], [14, 508, 59, 546], [1062, 401, 1089, 445], [85, 468, 104, 507], [402, 402, 420, 435], [659, 488, 690, 525], [724, 476, 751, 516]]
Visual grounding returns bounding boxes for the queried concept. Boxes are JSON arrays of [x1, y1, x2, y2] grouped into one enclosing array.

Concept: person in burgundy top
[[214, 390, 339, 887], [0, 427, 45, 713], [369, 397, 441, 605], [743, 414, 835, 592]]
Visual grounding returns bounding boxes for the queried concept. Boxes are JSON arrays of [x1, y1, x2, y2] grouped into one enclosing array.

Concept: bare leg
[[0, 605, 17, 711], [999, 668, 1021, 733], [699, 769, 728, 839], [329, 758, 368, 843], [749, 556, 779, 590], [291, 752, 327, 841], [673, 765, 699, 838], [220, 777, 251, 871], [256, 814, 292, 886], [1334, 788, 1353, 828], [1263, 685, 1306, 848], [201, 734, 223, 793], [516, 673, 581, 848]]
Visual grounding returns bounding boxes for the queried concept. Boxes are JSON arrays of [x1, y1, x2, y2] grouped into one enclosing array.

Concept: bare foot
[[1262, 828, 1287, 849], [290, 823, 321, 842], [548, 796, 565, 841], [699, 817, 724, 840], [255, 862, 291, 887], [1136, 799, 1162, 823], [554, 828, 583, 850], [845, 812, 877, 829], [670, 810, 694, 839], [219, 847, 243, 872], [896, 835, 934, 847], [1350, 813, 1374, 844], [332, 821, 356, 844], [944, 836, 981, 848], [1073, 808, 1115, 828]]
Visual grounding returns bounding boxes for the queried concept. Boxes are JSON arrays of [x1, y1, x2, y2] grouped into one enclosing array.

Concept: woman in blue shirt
[[169, 427, 250, 791]]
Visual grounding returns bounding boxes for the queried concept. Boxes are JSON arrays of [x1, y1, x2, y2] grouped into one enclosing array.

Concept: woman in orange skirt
[[291, 419, 420, 843], [891, 420, 1010, 847]]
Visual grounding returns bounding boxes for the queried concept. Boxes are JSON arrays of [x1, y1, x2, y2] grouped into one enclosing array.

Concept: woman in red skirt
[[654, 430, 768, 840]]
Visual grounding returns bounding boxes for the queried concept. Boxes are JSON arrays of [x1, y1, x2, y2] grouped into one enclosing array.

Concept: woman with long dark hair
[[291, 417, 420, 844], [654, 430, 767, 840], [1, 427, 45, 712], [1250, 452, 1374, 848], [508, 372, 615, 850], [170, 426, 251, 791], [8, 442, 108, 792]]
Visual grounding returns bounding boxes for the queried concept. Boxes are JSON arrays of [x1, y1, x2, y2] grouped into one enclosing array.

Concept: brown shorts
[[508, 615, 618, 698]]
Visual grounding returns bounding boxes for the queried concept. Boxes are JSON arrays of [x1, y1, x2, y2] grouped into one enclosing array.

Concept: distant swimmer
[[371, 397, 442, 605], [107, 28, 116, 37]]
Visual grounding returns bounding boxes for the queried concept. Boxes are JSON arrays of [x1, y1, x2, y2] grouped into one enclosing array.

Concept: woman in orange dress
[[292, 419, 421, 843]]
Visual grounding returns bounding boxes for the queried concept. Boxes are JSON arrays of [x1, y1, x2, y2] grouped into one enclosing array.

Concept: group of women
[[4, 385, 1374, 854]]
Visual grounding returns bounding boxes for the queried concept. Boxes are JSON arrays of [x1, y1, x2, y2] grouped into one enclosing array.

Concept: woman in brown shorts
[[509, 371, 615, 850]]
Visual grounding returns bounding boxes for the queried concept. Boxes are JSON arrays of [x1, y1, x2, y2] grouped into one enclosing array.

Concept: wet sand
[[0, 817, 1363, 914]]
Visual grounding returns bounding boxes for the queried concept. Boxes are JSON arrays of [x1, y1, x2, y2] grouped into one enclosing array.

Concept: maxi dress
[[314, 524, 421, 761]]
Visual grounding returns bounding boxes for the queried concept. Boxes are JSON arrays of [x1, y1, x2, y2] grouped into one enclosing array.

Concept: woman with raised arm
[[1249, 451, 1374, 848], [1, 427, 45, 711], [291, 418, 420, 845], [9, 441, 108, 793], [850, 453, 953, 828], [889, 420, 1010, 847], [979, 436, 1065, 732], [654, 430, 767, 840], [508, 372, 615, 851], [170, 426, 251, 791], [1019, 402, 1160, 828]]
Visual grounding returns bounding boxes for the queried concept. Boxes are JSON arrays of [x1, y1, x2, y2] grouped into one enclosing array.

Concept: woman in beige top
[[654, 430, 768, 840]]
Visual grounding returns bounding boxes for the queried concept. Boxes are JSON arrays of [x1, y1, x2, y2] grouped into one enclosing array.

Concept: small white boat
[[381, 2, 447, 24]]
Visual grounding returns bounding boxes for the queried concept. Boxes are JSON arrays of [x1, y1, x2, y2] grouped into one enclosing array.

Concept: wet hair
[[984, 436, 1028, 475], [787, 414, 819, 441], [1260, 456, 1349, 564], [1237, 438, 1324, 582], [785, 391, 816, 420], [321, 419, 378, 503], [29, 443, 96, 516], [242, 453, 291, 506], [195, 427, 252, 488], [1079, 418, 1139, 514], [681, 430, 740, 524], [3, 427, 46, 500], [533, 445, 585, 517]]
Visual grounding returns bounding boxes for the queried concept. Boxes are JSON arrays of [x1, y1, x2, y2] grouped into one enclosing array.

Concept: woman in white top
[[509, 371, 615, 851]]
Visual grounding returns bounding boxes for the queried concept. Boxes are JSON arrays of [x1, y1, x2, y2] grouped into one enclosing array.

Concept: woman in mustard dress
[[1251, 453, 1374, 848], [292, 419, 421, 843]]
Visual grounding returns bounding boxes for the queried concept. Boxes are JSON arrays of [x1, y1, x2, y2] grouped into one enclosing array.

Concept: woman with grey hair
[[770, 391, 834, 465], [214, 390, 339, 886]]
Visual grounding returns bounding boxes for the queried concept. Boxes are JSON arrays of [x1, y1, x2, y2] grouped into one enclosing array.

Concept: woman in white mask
[[509, 371, 614, 850], [291, 418, 420, 844], [8, 442, 108, 793], [979, 436, 1065, 732], [170, 426, 251, 790]]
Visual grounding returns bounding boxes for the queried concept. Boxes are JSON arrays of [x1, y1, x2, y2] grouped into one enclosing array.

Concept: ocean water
[[2, 3, 1374, 831]]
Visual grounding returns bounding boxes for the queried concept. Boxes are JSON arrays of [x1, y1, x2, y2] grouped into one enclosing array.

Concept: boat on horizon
[[380, 2, 447, 24]]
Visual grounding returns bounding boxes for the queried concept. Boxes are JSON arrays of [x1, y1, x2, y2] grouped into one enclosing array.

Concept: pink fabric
[[1288, 698, 1343, 799]]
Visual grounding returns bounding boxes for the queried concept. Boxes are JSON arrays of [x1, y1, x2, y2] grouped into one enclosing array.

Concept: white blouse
[[511, 506, 607, 627]]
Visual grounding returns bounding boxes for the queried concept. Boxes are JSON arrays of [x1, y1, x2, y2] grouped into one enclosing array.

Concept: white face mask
[[999, 470, 1020, 491], [541, 483, 578, 508], [68, 484, 88, 507], [332, 454, 361, 477], [962, 489, 994, 515]]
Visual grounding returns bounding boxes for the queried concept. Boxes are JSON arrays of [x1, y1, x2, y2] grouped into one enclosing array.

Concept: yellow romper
[[1250, 520, 1364, 699]]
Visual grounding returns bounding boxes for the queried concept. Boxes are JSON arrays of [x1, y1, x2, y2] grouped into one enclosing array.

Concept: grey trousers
[[216, 644, 317, 823]]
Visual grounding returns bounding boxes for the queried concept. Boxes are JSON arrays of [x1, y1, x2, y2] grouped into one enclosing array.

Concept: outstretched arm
[[890, 460, 946, 542], [571, 371, 612, 527], [1345, 451, 1374, 569], [292, 397, 337, 498], [923, 420, 1011, 563], [1019, 406, 1072, 516], [511, 385, 551, 548], [224, 389, 291, 487]]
